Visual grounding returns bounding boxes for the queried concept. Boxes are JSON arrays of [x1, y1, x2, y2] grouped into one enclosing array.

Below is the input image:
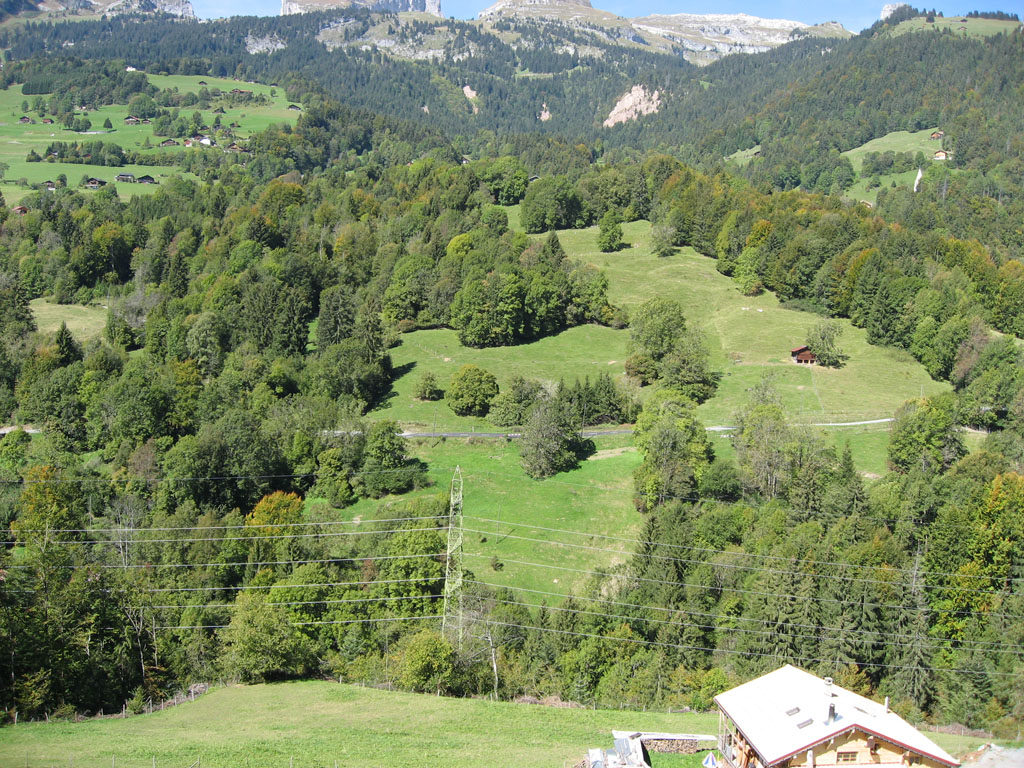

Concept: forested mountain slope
[[2, 7, 1021, 262], [0, 3, 1022, 746]]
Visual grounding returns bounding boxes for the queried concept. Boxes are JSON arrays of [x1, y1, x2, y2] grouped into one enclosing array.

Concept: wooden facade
[[719, 715, 952, 768]]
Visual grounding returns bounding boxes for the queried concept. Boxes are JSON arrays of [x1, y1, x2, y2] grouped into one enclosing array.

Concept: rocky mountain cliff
[[35, 0, 195, 17], [285, 0, 845, 64], [282, 0, 440, 16], [479, 0, 848, 63]]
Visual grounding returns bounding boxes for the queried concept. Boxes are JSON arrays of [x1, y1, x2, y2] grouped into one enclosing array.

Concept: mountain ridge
[[281, 0, 850, 62]]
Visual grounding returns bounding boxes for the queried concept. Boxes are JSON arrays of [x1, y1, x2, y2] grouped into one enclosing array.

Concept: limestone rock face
[[282, 0, 441, 17], [603, 84, 660, 127], [42, 0, 197, 17], [881, 3, 909, 20]]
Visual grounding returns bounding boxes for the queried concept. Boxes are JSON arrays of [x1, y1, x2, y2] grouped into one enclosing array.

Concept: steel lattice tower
[[441, 466, 464, 648]]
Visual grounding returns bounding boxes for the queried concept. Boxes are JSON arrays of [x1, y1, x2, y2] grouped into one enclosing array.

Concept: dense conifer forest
[[0, 3, 1022, 739]]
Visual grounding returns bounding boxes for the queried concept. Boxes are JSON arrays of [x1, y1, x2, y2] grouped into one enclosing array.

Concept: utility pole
[[442, 466, 464, 649]]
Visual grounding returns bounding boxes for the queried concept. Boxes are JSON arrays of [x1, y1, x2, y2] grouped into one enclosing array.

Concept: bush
[[414, 371, 443, 401], [446, 365, 498, 416], [597, 209, 624, 252]]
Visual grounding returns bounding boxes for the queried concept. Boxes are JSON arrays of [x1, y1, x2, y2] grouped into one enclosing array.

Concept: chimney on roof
[[824, 677, 833, 696], [885, 696, 890, 713], [828, 703, 836, 725]]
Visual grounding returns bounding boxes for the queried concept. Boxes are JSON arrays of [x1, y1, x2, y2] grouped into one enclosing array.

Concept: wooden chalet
[[159, 139, 180, 147], [18, 116, 32, 124], [137, 175, 158, 185], [929, 130, 944, 140], [124, 115, 141, 125], [716, 667, 959, 768], [11, 205, 28, 215], [41, 118, 54, 125], [287, 104, 302, 111], [83, 178, 107, 190], [42, 180, 56, 191], [933, 149, 951, 160], [791, 346, 816, 365], [115, 173, 136, 183]]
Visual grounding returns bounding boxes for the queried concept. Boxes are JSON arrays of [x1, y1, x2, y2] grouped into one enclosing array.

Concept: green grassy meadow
[[724, 144, 760, 167], [891, 15, 1021, 38], [572, 221, 948, 421], [312, 433, 642, 598], [373, 324, 630, 432], [370, 215, 947, 477], [0, 74, 300, 204], [29, 297, 108, 341], [842, 128, 939, 172], [841, 128, 942, 205], [0, 680, 991, 768]]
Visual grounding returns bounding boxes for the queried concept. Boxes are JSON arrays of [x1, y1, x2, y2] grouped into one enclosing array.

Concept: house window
[[837, 753, 858, 763]]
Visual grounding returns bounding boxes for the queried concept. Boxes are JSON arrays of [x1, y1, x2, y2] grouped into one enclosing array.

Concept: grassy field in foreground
[[0, 681, 991, 768], [30, 297, 108, 341], [0, 682, 719, 768]]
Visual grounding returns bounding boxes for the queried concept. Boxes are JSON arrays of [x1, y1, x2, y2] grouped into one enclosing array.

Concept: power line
[[465, 580, 1024, 653], [147, 593, 444, 610], [462, 553, 1019, 621], [156, 614, 443, 631], [477, 618, 1020, 678], [145, 576, 440, 594], [0, 462, 432, 488], [4, 551, 444, 571], [39, 524, 444, 546], [463, 514, 1024, 585], [20, 514, 448, 535], [459, 468, 979, 534], [465, 585, 1024, 656], [461, 525, 1014, 596]]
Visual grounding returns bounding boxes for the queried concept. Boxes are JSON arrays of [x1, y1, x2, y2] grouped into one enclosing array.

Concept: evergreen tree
[[54, 321, 82, 367]]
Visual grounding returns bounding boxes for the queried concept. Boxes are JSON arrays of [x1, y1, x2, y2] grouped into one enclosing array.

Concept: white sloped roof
[[714, 666, 959, 768]]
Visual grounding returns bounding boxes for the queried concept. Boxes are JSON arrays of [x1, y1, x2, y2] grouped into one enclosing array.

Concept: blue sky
[[191, 0, 1024, 36]]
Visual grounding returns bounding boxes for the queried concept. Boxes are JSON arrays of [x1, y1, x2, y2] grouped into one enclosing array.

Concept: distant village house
[[715, 667, 959, 768], [12, 205, 28, 215], [115, 173, 136, 183], [929, 130, 944, 140], [84, 178, 107, 190], [137, 175, 158, 185], [791, 345, 816, 365], [124, 115, 141, 125]]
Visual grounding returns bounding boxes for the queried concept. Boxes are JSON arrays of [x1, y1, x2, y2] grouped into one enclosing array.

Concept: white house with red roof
[[715, 666, 958, 768]]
